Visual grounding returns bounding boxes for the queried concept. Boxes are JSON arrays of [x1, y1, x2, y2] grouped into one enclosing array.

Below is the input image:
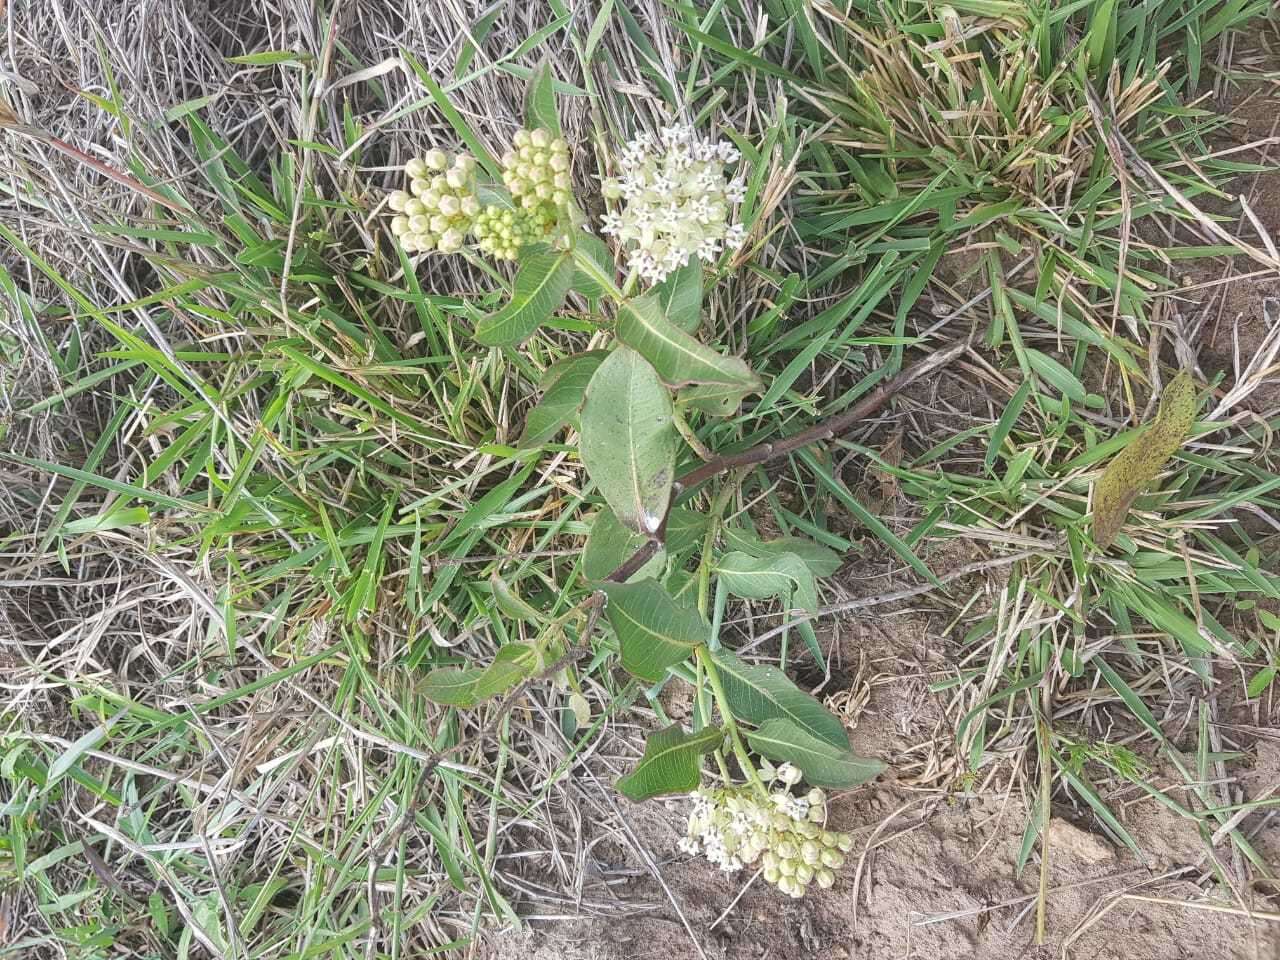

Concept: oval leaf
[[747, 718, 885, 788], [617, 724, 723, 801], [474, 251, 573, 346], [652, 263, 703, 333], [603, 579, 707, 682], [520, 350, 608, 447], [720, 526, 843, 578], [571, 233, 615, 299], [716, 551, 819, 613], [580, 347, 677, 536], [1091, 370, 1197, 548], [524, 60, 561, 139], [420, 644, 539, 707], [616, 292, 762, 396], [709, 647, 849, 749], [583, 506, 666, 582]]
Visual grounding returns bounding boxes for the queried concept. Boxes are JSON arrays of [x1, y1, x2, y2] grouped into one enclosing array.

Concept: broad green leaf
[[583, 505, 706, 582], [746, 718, 884, 788], [709, 648, 849, 749], [61, 505, 151, 535], [616, 292, 761, 398], [1091, 370, 1197, 548], [716, 551, 818, 612], [570, 233, 615, 299], [474, 251, 573, 346], [652, 263, 703, 333], [677, 381, 755, 418], [617, 724, 723, 800], [720, 526, 842, 577], [579, 347, 677, 536], [603, 580, 707, 681], [524, 60, 561, 138], [520, 350, 607, 447], [490, 574, 542, 623], [583, 506, 666, 582], [420, 644, 539, 708]]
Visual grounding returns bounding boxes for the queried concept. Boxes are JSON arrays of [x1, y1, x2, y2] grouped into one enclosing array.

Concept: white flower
[[600, 124, 749, 284]]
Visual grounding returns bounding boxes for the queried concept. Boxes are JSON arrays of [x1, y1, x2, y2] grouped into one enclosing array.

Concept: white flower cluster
[[600, 124, 748, 284], [678, 762, 852, 899], [388, 150, 480, 254]]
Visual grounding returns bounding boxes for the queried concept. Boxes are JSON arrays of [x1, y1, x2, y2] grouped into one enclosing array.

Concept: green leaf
[[61, 505, 151, 536], [473, 251, 573, 346], [1247, 666, 1277, 699], [716, 551, 818, 612], [520, 350, 607, 447], [603, 580, 707, 682], [677, 381, 756, 418], [583, 505, 666, 582], [616, 292, 761, 398], [1092, 370, 1198, 548], [616, 724, 723, 800], [652, 263, 703, 333], [747, 718, 884, 788], [571, 234, 615, 299], [524, 59, 561, 138], [420, 644, 539, 708], [720, 526, 842, 577], [709, 648, 849, 749], [579, 347, 677, 536], [490, 574, 542, 623]]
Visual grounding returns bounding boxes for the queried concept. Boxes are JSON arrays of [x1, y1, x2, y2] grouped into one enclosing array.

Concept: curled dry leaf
[[1091, 370, 1197, 549]]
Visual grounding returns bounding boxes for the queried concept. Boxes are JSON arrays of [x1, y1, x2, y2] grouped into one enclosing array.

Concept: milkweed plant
[[384, 66, 881, 898]]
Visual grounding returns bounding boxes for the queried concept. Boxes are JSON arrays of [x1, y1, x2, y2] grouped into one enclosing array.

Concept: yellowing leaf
[[1091, 370, 1197, 548]]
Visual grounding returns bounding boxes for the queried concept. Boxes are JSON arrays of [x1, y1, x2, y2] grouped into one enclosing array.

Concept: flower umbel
[[601, 124, 747, 284], [678, 765, 851, 899], [388, 150, 480, 254]]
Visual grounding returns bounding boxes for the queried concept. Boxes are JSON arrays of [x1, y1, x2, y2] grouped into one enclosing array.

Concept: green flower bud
[[445, 169, 467, 190], [795, 863, 815, 885], [454, 154, 475, 175], [532, 150, 548, 167], [410, 178, 430, 197], [461, 197, 480, 217], [425, 148, 448, 171], [409, 215, 430, 233], [801, 841, 821, 865], [552, 190, 571, 208], [602, 178, 622, 200], [535, 182, 552, 201], [390, 215, 409, 235], [530, 128, 550, 149], [388, 190, 410, 211], [553, 173, 571, 191], [777, 857, 796, 877], [429, 214, 450, 234], [820, 849, 845, 869], [763, 866, 780, 885], [836, 833, 853, 853], [551, 137, 568, 153], [519, 145, 534, 162], [404, 198, 426, 217], [550, 154, 570, 173], [806, 788, 826, 806], [775, 840, 796, 861], [816, 868, 835, 890], [513, 129, 531, 148], [405, 157, 428, 179], [777, 875, 794, 896], [501, 150, 518, 168], [437, 195, 460, 217]]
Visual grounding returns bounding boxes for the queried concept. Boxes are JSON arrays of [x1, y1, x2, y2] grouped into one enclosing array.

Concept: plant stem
[[605, 338, 970, 583], [697, 645, 766, 796]]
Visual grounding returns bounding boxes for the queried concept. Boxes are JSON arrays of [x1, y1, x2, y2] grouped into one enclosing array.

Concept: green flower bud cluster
[[387, 149, 480, 254], [678, 763, 853, 900], [471, 204, 557, 262], [501, 128, 572, 225]]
